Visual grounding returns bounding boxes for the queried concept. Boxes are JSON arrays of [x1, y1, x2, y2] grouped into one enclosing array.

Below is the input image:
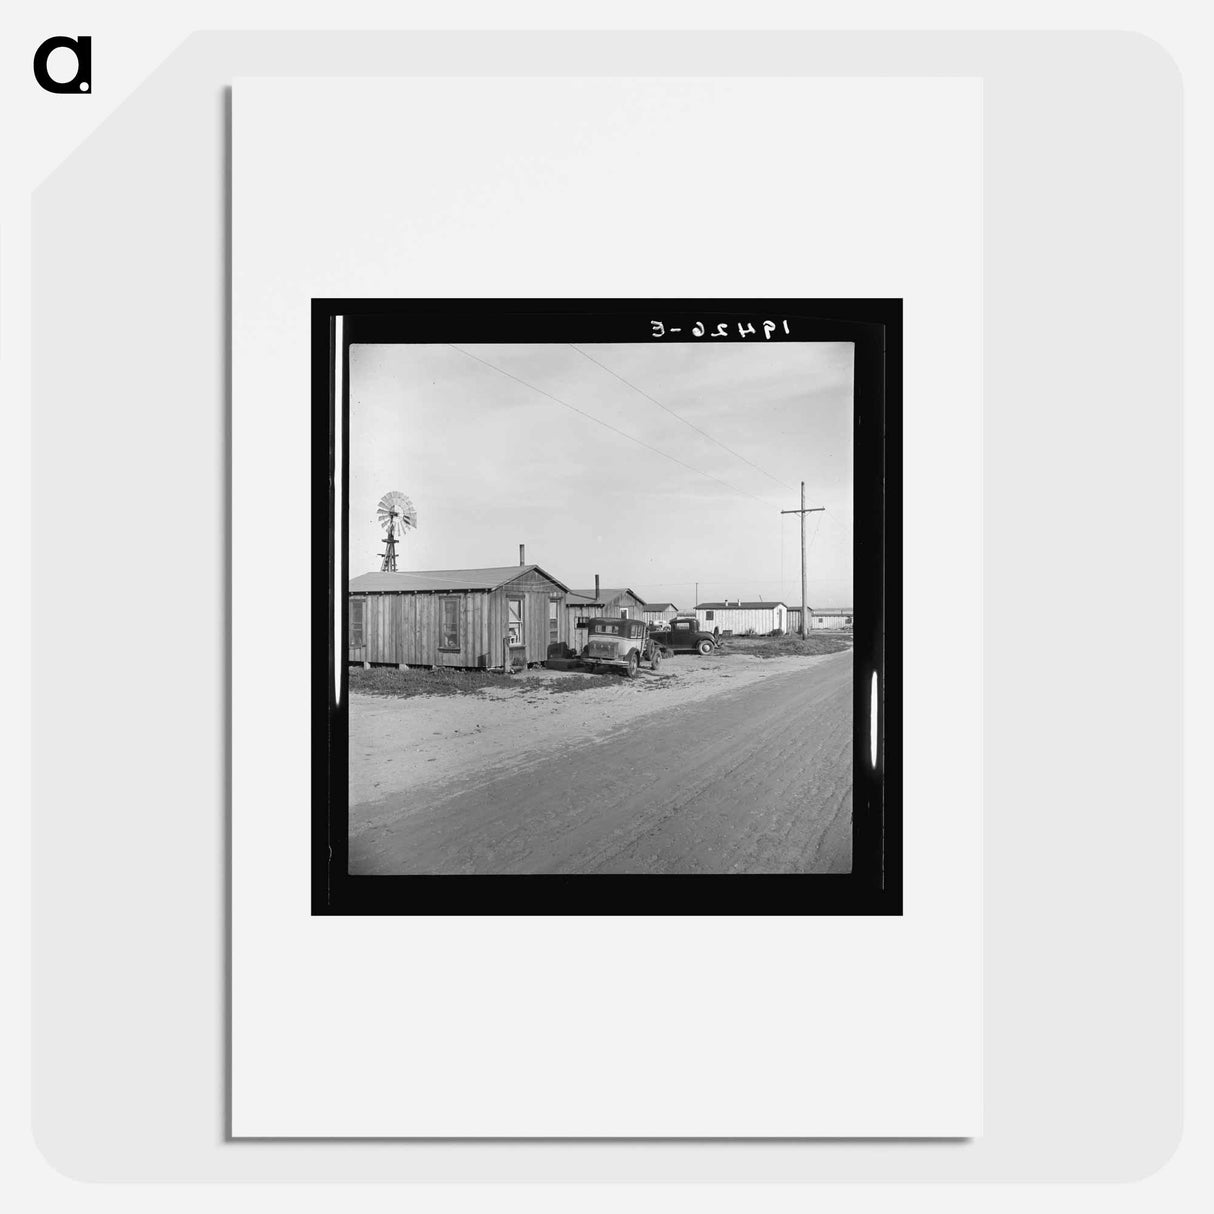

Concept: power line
[[449, 344, 770, 505], [821, 510, 853, 538], [780, 513, 785, 593], [569, 343, 796, 492], [807, 511, 824, 552]]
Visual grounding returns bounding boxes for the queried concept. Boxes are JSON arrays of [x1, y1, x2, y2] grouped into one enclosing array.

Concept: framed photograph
[[314, 298, 900, 915], [234, 73, 977, 1140]]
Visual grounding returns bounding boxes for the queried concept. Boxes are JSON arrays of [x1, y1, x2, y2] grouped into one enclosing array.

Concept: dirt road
[[349, 649, 852, 874]]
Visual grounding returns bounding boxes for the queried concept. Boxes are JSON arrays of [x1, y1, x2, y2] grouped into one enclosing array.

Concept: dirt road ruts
[[349, 649, 852, 874]]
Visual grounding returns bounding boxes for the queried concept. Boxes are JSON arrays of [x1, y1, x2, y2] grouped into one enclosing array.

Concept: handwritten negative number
[[651, 319, 792, 339]]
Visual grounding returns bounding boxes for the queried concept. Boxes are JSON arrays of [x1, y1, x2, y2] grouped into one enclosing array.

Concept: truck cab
[[663, 615, 718, 655]]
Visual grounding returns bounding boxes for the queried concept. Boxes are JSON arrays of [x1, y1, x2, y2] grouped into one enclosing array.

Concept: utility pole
[[781, 482, 824, 639]]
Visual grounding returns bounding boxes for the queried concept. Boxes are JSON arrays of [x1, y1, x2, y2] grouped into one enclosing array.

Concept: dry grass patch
[[720, 633, 853, 659], [348, 665, 516, 698], [348, 665, 643, 699]]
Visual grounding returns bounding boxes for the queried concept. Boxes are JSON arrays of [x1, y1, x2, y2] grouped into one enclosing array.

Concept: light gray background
[[31, 31, 1181, 1180]]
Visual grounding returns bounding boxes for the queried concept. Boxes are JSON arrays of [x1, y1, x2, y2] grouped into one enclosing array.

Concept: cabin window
[[350, 599, 365, 647], [619, 606, 629, 619], [548, 599, 559, 643], [439, 597, 460, 650], [507, 597, 524, 647], [845, 616, 853, 625]]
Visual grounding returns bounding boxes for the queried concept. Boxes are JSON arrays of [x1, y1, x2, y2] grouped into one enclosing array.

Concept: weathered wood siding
[[566, 602, 605, 654], [602, 591, 645, 618], [491, 568, 567, 668], [643, 606, 679, 624], [348, 572, 567, 668], [348, 596, 368, 664]]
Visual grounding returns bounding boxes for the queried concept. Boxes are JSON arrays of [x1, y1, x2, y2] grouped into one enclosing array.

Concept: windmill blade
[[376, 490, 417, 532]]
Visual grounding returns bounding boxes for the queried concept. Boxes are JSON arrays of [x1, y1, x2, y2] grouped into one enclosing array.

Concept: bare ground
[[348, 647, 853, 874]]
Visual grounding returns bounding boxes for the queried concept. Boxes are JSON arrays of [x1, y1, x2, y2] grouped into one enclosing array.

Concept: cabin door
[[506, 596, 524, 666], [548, 598, 560, 655], [349, 597, 366, 662]]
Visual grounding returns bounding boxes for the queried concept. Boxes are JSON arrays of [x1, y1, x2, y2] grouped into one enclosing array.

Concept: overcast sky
[[349, 341, 853, 609]]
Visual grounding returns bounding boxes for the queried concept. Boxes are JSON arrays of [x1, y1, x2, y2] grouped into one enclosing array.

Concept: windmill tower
[[376, 491, 417, 572]]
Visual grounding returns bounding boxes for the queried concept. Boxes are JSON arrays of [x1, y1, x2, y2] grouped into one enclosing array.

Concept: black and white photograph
[[315, 300, 898, 913]]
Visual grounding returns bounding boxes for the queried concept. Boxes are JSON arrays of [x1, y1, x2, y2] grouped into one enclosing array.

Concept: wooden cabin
[[642, 602, 680, 624], [695, 600, 789, 636], [564, 582, 647, 654], [564, 591, 604, 656], [348, 565, 569, 670]]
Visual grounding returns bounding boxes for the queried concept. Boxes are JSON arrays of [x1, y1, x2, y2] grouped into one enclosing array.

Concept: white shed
[[695, 600, 788, 636], [808, 608, 854, 630]]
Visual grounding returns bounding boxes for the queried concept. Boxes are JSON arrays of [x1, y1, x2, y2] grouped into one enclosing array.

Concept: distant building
[[642, 601, 680, 624], [788, 606, 854, 631], [695, 600, 788, 636], [808, 608, 853, 630]]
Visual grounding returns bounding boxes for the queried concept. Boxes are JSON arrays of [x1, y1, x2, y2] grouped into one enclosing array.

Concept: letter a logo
[[33, 36, 92, 94]]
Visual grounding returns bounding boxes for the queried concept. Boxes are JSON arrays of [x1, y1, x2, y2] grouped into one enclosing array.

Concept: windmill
[[376, 491, 417, 572]]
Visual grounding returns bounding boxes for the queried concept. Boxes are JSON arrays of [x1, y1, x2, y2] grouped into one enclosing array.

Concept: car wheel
[[651, 647, 662, 672], [697, 639, 713, 656], [625, 651, 639, 679]]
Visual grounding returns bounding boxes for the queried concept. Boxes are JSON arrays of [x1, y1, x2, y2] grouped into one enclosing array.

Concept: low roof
[[696, 601, 788, 611], [808, 607, 854, 614], [569, 587, 644, 605], [643, 602, 679, 611], [349, 565, 569, 594]]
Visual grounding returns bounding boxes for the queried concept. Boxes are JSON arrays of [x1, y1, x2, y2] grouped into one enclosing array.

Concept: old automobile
[[661, 614, 719, 655], [582, 617, 663, 678]]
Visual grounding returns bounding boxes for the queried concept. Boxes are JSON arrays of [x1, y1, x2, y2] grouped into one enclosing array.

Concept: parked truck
[[651, 614, 720, 656]]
